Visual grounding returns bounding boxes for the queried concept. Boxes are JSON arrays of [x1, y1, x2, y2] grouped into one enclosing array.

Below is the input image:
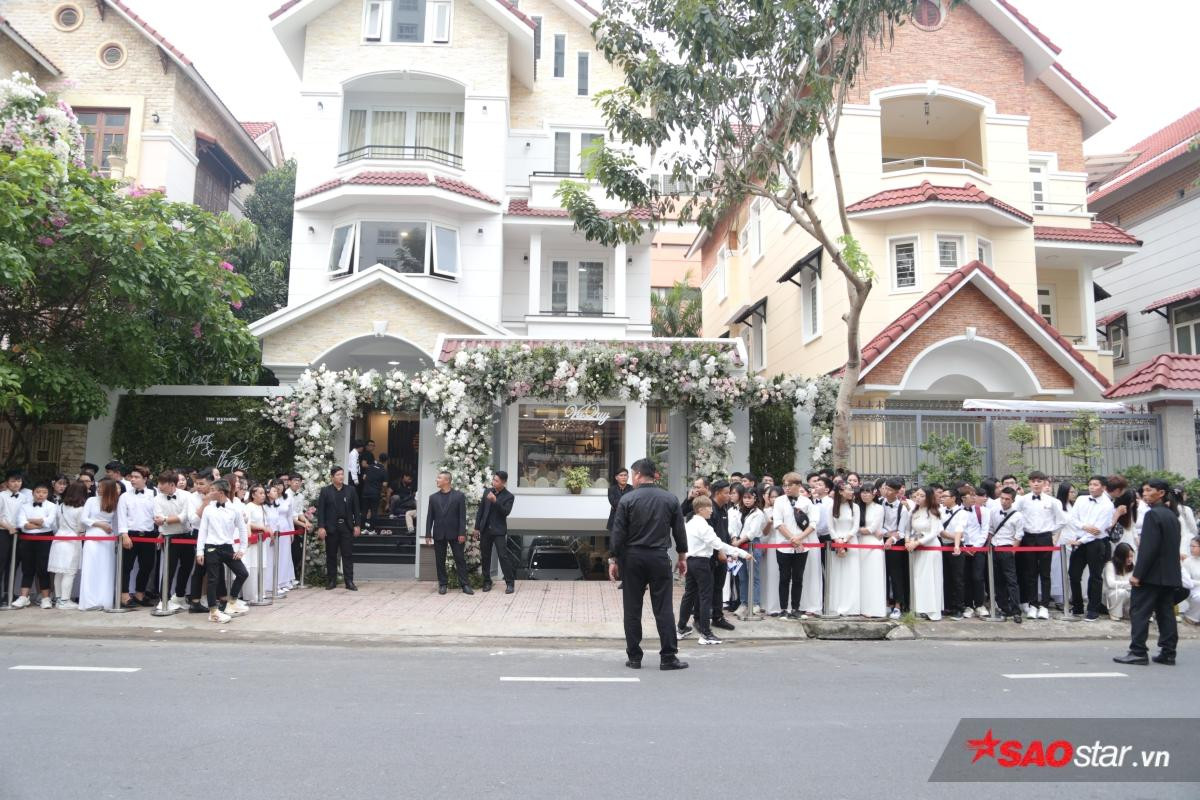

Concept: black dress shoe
[[344, 582, 358, 591], [461, 585, 475, 595], [325, 581, 336, 590], [1151, 653, 1176, 665], [1113, 653, 1149, 665], [438, 585, 447, 595], [505, 583, 515, 594], [660, 660, 689, 671], [625, 660, 641, 670], [481, 582, 493, 592], [712, 617, 735, 631], [137, 596, 156, 607], [187, 603, 208, 613]]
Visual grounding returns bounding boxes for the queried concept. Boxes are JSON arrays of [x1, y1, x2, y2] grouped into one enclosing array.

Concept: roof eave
[[0, 21, 62, 75]]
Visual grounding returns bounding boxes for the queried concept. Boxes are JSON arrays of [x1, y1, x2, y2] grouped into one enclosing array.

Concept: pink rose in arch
[[220, 261, 236, 272], [36, 236, 55, 247], [231, 300, 243, 310]]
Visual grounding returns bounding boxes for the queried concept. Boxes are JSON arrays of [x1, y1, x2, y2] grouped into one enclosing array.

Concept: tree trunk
[[832, 282, 867, 471]]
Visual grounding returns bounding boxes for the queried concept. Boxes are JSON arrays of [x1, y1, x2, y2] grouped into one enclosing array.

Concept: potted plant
[[564, 466, 592, 495]]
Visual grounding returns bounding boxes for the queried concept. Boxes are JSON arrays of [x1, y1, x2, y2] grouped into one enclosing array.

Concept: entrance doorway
[[353, 407, 420, 490]]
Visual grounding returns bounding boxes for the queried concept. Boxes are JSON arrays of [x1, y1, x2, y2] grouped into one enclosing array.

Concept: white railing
[[1032, 201, 1089, 215], [882, 156, 986, 175]]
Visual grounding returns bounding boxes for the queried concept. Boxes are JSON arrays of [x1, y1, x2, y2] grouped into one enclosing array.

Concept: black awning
[[727, 296, 767, 326], [1093, 282, 1111, 302], [778, 245, 822, 286]]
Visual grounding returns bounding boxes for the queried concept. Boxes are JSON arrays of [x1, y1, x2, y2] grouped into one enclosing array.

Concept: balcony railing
[[1033, 201, 1088, 214], [337, 144, 462, 168], [882, 156, 986, 175], [531, 170, 588, 179], [535, 309, 615, 317]]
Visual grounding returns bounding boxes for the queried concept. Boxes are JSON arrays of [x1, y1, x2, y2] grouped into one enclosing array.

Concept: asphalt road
[[0, 635, 1195, 799]]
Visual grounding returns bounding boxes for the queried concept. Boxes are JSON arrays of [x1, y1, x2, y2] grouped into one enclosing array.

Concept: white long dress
[[267, 500, 294, 592], [1180, 507, 1198, 558], [858, 503, 887, 618], [1102, 562, 1132, 620], [242, 502, 272, 603], [828, 503, 860, 616], [798, 499, 826, 614], [1180, 557, 1200, 625], [909, 508, 944, 619], [77, 497, 116, 610], [48, 504, 85, 575]]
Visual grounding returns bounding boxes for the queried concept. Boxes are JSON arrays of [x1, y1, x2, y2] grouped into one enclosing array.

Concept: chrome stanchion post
[[272, 532, 282, 600], [907, 544, 917, 621], [104, 536, 132, 613], [152, 534, 179, 617], [0, 533, 18, 610], [298, 528, 308, 589], [821, 542, 833, 617], [738, 545, 755, 622], [986, 546, 1004, 622], [247, 531, 271, 606], [1059, 543, 1076, 621]]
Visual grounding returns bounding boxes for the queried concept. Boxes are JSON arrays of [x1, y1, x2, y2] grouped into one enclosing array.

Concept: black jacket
[[1133, 503, 1183, 588], [610, 484, 687, 560], [426, 489, 467, 541], [362, 462, 387, 497], [606, 483, 632, 531], [316, 483, 360, 531], [474, 487, 514, 537]]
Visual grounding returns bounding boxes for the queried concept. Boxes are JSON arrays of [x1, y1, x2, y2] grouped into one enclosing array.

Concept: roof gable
[[1088, 107, 1200, 205], [1106, 353, 1200, 400]]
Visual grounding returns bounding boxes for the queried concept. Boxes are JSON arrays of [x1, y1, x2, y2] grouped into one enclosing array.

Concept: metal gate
[[850, 409, 1162, 483]]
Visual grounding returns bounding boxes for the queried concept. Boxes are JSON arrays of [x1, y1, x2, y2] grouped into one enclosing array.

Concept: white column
[[613, 242, 627, 317], [527, 230, 542, 316], [1080, 266, 1097, 348], [624, 401, 647, 467], [730, 407, 750, 473]]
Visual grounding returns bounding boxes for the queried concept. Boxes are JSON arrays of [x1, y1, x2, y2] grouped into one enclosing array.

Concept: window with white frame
[[738, 222, 750, 256], [328, 220, 460, 279], [342, 106, 465, 160], [716, 247, 729, 302], [936, 234, 964, 271], [1173, 301, 1200, 354], [1106, 315, 1128, 364], [577, 52, 589, 95], [362, 0, 452, 44], [1029, 159, 1048, 211], [801, 268, 820, 339], [891, 237, 917, 290], [553, 34, 565, 77], [579, 132, 603, 173], [540, 257, 612, 315], [553, 131, 571, 173], [1037, 285, 1056, 327], [551, 130, 605, 174], [976, 236, 993, 267], [746, 311, 767, 371], [749, 199, 764, 262]]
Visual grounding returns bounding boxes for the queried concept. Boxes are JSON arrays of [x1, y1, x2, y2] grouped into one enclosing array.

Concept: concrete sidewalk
[[1, 580, 1195, 646]]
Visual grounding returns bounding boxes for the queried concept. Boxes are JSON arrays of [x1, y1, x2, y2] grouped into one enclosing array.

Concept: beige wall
[[1035, 266, 1083, 339], [0, 31, 45, 78], [171, 69, 263, 184]]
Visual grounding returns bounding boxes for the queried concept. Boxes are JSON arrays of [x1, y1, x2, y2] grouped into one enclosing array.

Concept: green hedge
[[750, 403, 796, 482], [112, 395, 293, 480]]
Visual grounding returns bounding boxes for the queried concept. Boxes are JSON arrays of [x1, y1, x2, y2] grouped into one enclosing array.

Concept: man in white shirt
[[963, 490, 991, 618], [1015, 471, 1067, 620], [12, 482, 57, 609], [880, 478, 911, 619], [195, 479, 250, 624], [288, 474, 311, 584], [154, 470, 191, 613], [346, 440, 364, 492], [773, 472, 817, 618], [676, 495, 750, 645], [0, 469, 32, 603], [990, 487, 1025, 623], [1066, 475, 1115, 621], [115, 466, 158, 607], [940, 487, 970, 620]]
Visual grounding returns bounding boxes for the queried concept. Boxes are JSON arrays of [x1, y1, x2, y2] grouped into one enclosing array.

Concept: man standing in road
[[609, 458, 689, 671], [1114, 479, 1182, 666], [426, 470, 473, 595], [473, 470, 515, 594], [316, 466, 360, 591]]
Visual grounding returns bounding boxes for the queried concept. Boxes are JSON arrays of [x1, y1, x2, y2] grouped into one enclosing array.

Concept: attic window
[[912, 0, 945, 31], [99, 42, 127, 69], [53, 4, 83, 31]]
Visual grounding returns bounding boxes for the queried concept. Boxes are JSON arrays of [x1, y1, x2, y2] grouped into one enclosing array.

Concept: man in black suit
[[473, 470, 516, 594], [361, 453, 389, 528], [1114, 479, 1182, 666], [316, 466, 360, 591], [425, 470, 473, 595]]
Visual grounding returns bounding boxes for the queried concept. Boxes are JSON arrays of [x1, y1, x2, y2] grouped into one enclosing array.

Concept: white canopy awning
[[961, 399, 1131, 413]]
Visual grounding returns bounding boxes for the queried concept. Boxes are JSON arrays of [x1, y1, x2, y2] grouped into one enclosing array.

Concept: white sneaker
[[1025, 606, 1037, 619], [230, 598, 249, 613], [39, 596, 53, 609], [1037, 606, 1050, 620], [698, 634, 723, 645], [888, 607, 901, 620], [225, 603, 247, 617], [1021, 602, 1031, 616], [209, 608, 231, 624], [976, 606, 990, 618], [10, 595, 30, 608], [752, 605, 763, 615], [963, 607, 975, 618], [168, 595, 186, 612], [926, 612, 942, 621], [56, 599, 78, 610]]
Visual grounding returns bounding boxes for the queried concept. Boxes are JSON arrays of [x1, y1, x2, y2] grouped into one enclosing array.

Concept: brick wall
[[171, 69, 266, 185], [0, 30, 45, 78], [849, 3, 1085, 171], [1094, 159, 1200, 228], [864, 283, 1074, 389]]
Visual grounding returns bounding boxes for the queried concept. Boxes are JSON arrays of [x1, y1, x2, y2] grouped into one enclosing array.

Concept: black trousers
[[0, 529, 11, 598], [292, 531, 304, 581], [121, 531, 157, 595], [17, 538, 51, 591], [885, 546, 909, 610], [620, 547, 678, 664], [1018, 533, 1054, 607], [189, 534, 227, 602], [992, 551, 1021, 616], [165, 534, 195, 598], [1068, 539, 1107, 615], [776, 551, 806, 612], [1127, 584, 1179, 658], [326, 524, 354, 584], [479, 533, 515, 585], [362, 494, 380, 525], [679, 555, 715, 635], [964, 550, 988, 608], [204, 544, 248, 608], [942, 550, 965, 614], [711, 556, 728, 619], [433, 537, 469, 587]]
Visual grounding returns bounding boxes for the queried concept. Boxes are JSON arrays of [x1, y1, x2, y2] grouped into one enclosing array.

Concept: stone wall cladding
[[1095, 160, 1200, 228], [171, 69, 266, 182], [849, 3, 1086, 171], [261, 284, 479, 366], [864, 283, 1074, 389], [0, 32, 43, 77]]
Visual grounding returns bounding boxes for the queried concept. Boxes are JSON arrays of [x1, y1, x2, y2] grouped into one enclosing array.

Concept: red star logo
[[967, 728, 1001, 763]]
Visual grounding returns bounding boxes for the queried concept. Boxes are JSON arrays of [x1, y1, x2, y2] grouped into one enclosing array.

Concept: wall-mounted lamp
[[964, 326, 977, 341], [317, 101, 324, 111], [151, 112, 160, 124], [307, 225, 315, 235], [373, 320, 389, 338], [482, 104, 488, 113], [476, 227, 484, 235], [627, 257, 633, 264], [522, 254, 529, 262], [525, 141, 531, 149]]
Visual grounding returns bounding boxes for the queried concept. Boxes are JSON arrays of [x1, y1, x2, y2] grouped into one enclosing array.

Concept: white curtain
[[415, 111, 451, 153], [347, 110, 367, 152], [373, 110, 406, 148], [453, 111, 464, 157]]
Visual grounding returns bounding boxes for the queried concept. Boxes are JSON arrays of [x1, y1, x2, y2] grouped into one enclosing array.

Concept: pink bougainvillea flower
[[36, 236, 55, 246], [230, 300, 243, 310], [220, 261, 235, 272], [192, 323, 203, 339]]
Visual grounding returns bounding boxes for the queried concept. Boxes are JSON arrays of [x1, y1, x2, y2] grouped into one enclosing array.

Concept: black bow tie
[[135, 489, 144, 495], [10, 493, 18, 498], [33, 502, 42, 507], [216, 502, 226, 508], [1032, 494, 1040, 500], [1089, 497, 1097, 503], [166, 495, 176, 501]]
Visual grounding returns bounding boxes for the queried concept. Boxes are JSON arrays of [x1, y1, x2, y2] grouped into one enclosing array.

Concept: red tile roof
[[1095, 310, 1125, 329], [270, 0, 535, 29], [1051, 63, 1116, 120], [857, 260, 1110, 388], [269, 0, 303, 19], [0, 15, 62, 73], [846, 181, 1033, 223], [1141, 287, 1200, 315], [294, 171, 500, 204], [1033, 221, 1140, 246], [995, 0, 1061, 54], [1088, 107, 1200, 204], [1105, 353, 1200, 399], [506, 198, 653, 220], [107, 0, 193, 65], [240, 121, 277, 140]]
